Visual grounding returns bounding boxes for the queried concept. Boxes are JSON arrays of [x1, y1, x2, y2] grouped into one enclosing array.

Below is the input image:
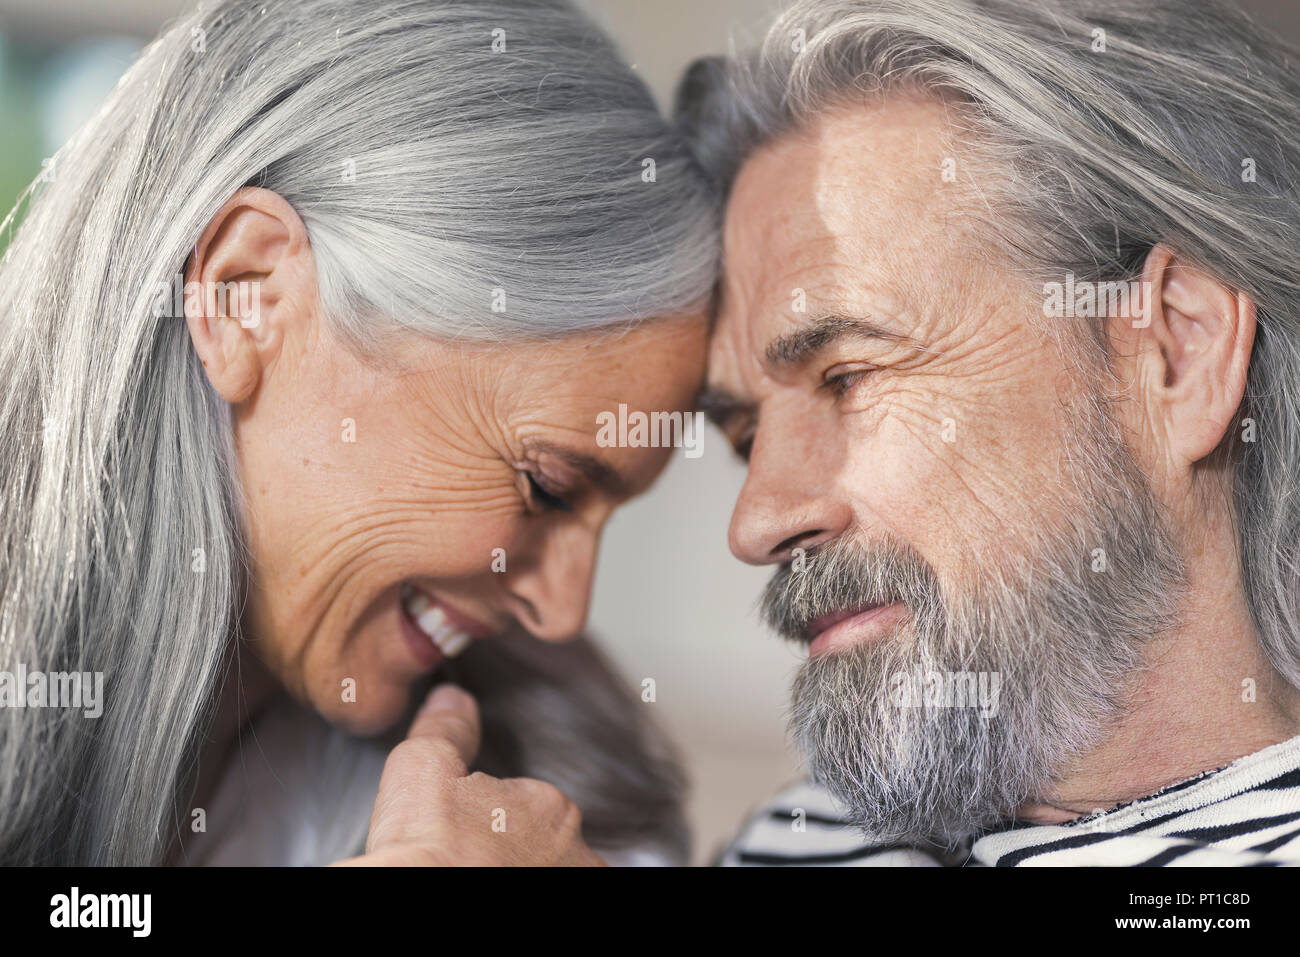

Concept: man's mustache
[[759, 536, 941, 643]]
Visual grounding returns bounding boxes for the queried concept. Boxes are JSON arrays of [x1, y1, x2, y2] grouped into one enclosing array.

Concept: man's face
[[710, 95, 1084, 586], [706, 95, 1184, 841]]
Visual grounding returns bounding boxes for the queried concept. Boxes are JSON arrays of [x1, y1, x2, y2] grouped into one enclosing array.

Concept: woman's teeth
[[401, 587, 472, 658]]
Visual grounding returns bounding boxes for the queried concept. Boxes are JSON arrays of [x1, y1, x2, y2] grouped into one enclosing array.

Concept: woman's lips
[[807, 602, 906, 657], [398, 584, 492, 664]]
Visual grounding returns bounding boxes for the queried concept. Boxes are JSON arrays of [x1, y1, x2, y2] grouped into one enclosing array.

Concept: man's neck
[[1017, 543, 1300, 825]]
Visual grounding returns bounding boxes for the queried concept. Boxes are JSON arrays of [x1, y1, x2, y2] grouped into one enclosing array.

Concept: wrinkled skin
[[707, 94, 1300, 822]]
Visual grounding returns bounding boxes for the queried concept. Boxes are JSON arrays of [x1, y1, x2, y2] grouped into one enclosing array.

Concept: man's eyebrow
[[526, 440, 629, 498], [764, 314, 907, 370]]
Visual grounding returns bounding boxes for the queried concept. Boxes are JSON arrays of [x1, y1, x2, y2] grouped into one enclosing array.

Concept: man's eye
[[526, 472, 573, 513], [821, 367, 873, 398], [733, 428, 755, 462]]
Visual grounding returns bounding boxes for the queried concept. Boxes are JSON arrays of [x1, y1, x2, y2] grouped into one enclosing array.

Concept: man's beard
[[761, 398, 1186, 847]]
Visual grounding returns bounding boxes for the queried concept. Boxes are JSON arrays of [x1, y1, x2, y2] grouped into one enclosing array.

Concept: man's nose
[[505, 523, 600, 641], [727, 424, 852, 566]]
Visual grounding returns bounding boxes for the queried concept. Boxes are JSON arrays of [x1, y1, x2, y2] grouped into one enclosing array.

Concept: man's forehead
[[708, 99, 986, 393], [711, 212, 918, 394], [723, 97, 961, 241], [708, 279, 913, 394], [713, 171, 858, 381], [719, 141, 859, 313]]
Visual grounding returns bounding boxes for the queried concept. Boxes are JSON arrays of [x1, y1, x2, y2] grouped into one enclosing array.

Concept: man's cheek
[[841, 389, 1051, 549], [833, 400, 958, 538]]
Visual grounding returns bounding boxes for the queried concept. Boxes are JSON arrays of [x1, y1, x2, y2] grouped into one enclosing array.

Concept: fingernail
[[419, 683, 471, 715]]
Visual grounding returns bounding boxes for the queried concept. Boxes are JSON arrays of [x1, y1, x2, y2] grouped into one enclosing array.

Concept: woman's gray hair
[[0, 0, 716, 864], [678, 0, 1300, 689]]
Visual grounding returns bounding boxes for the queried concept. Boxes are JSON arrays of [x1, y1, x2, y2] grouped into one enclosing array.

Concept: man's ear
[[1115, 243, 1256, 472], [184, 187, 314, 404]]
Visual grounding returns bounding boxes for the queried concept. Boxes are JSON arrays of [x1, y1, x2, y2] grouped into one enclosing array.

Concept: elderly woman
[[0, 0, 717, 865]]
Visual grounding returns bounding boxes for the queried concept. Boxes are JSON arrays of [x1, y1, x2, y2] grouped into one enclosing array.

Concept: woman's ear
[[184, 187, 315, 404], [1112, 243, 1256, 473]]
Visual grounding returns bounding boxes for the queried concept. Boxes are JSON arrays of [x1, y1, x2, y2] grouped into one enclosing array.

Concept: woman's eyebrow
[[526, 440, 629, 498]]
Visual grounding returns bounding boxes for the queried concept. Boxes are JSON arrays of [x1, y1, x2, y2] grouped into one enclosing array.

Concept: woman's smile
[[398, 584, 493, 668], [0, 0, 718, 868]]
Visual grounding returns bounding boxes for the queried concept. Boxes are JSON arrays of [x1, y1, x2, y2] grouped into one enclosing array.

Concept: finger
[[566, 847, 607, 867], [405, 683, 482, 773]]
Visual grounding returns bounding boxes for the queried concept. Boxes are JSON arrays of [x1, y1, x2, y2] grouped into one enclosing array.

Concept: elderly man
[[685, 0, 1300, 865]]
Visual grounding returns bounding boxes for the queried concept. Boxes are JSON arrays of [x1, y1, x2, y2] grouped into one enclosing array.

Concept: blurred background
[[2, 0, 1298, 864]]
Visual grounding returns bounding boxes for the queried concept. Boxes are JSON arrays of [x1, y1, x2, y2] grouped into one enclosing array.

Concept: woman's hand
[[334, 684, 604, 866]]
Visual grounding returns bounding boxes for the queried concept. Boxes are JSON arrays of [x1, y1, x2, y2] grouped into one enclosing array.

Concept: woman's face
[[232, 312, 707, 734], [185, 189, 711, 733]]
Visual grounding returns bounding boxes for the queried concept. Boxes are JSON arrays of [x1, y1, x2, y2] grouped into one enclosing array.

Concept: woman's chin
[[312, 682, 422, 738]]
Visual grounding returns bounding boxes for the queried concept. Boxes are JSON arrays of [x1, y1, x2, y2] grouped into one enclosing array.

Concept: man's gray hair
[[678, 0, 1300, 689], [0, 0, 715, 864]]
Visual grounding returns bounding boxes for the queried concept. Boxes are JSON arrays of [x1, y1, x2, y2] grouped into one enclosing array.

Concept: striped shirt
[[719, 733, 1300, 867]]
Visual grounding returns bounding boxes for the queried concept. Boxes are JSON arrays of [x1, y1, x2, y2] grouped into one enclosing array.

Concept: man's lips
[[806, 602, 906, 656]]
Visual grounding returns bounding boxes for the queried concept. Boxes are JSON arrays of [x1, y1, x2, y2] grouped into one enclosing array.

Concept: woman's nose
[[504, 524, 600, 641]]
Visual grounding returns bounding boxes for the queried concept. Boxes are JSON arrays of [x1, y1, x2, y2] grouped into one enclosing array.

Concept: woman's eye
[[526, 472, 573, 513]]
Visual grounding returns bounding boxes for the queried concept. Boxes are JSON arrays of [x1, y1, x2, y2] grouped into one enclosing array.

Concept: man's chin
[[788, 650, 1052, 845], [794, 730, 1034, 845]]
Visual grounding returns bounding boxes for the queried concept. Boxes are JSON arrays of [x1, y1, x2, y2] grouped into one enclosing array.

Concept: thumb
[[407, 683, 482, 775]]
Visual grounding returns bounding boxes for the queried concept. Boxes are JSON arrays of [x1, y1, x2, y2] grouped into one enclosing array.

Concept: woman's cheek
[[433, 510, 529, 577]]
